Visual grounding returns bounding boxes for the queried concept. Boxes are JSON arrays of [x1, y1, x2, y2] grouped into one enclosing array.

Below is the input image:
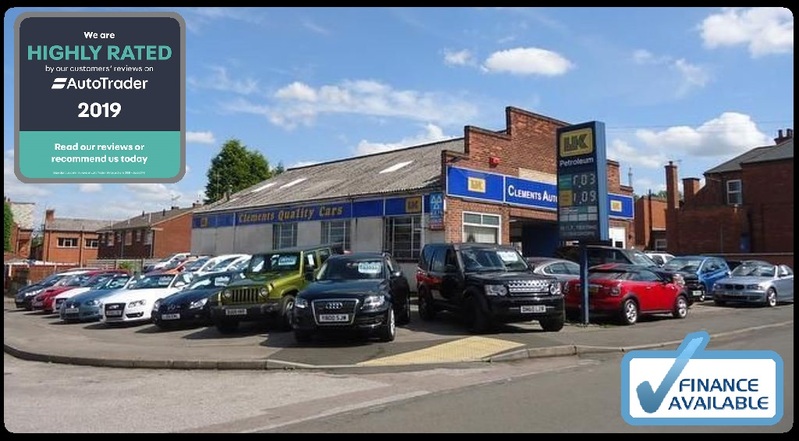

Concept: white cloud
[[187, 65, 260, 95], [632, 49, 711, 97], [182, 7, 266, 33], [78, 183, 102, 193], [302, 19, 330, 35], [186, 131, 217, 145], [355, 123, 454, 156], [225, 80, 478, 129], [3, 149, 52, 199], [632, 49, 670, 65], [700, 7, 793, 57], [482, 47, 574, 76], [607, 139, 668, 169], [443, 49, 475, 66], [635, 112, 771, 158], [125, 183, 170, 197]]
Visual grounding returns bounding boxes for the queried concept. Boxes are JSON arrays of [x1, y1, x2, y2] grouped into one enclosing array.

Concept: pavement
[[3, 296, 794, 372]]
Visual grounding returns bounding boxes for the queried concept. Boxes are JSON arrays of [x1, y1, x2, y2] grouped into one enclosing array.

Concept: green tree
[[273, 162, 285, 176], [4, 199, 13, 252], [204, 139, 273, 204]]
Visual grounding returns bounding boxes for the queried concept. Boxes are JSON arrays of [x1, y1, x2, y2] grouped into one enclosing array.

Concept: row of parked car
[[11, 244, 794, 345]]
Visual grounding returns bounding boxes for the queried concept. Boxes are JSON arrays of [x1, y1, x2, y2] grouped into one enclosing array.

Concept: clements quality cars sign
[[14, 12, 186, 183], [621, 331, 784, 426]]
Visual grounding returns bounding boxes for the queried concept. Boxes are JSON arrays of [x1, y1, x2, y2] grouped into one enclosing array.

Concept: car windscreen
[[129, 274, 175, 289], [731, 264, 775, 278], [317, 259, 384, 280], [460, 248, 529, 272], [248, 253, 301, 273], [93, 276, 131, 290], [662, 257, 704, 273]]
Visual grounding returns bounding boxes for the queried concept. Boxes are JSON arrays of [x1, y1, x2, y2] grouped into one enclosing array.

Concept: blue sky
[[3, 7, 794, 224]]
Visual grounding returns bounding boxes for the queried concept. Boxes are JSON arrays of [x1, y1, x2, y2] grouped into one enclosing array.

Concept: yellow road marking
[[357, 336, 524, 367]]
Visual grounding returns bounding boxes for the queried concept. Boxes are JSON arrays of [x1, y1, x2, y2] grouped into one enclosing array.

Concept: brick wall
[[153, 213, 192, 258], [742, 160, 793, 253], [634, 196, 667, 249], [443, 107, 634, 247], [41, 230, 101, 265]]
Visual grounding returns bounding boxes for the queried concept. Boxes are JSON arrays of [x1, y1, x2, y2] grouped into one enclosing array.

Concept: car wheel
[[465, 295, 491, 334], [672, 295, 689, 319], [765, 288, 777, 307], [620, 299, 638, 325], [294, 329, 313, 344], [539, 313, 565, 332], [215, 319, 239, 334], [396, 292, 411, 325], [278, 295, 296, 331], [378, 308, 396, 342], [417, 288, 436, 321]]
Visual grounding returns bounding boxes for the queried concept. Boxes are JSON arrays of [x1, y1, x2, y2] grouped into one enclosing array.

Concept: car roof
[[253, 245, 334, 254], [590, 263, 654, 272], [328, 252, 386, 260]]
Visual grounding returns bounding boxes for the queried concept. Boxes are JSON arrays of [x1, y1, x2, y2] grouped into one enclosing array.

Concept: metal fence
[[85, 259, 160, 274]]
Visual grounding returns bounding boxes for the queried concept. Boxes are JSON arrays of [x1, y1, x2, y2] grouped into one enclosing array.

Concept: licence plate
[[161, 313, 180, 320], [65, 307, 79, 314], [521, 305, 546, 313], [318, 314, 349, 323], [226, 308, 247, 316], [692, 290, 703, 296], [105, 310, 122, 317]]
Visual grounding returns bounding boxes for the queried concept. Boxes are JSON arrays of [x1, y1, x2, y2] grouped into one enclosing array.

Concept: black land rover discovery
[[415, 243, 565, 333]]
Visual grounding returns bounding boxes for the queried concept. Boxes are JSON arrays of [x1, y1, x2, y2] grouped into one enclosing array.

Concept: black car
[[151, 270, 245, 330], [555, 244, 659, 268], [15, 272, 71, 310], [416, 243, 565, 333], [291, 253, 412, 343]]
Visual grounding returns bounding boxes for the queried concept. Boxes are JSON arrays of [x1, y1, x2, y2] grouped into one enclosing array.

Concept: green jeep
[[209, 245, 337, 333]]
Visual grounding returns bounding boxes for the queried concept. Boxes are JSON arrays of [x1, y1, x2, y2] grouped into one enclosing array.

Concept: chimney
[[192, 202, 203, 208], [682, 178, 701, 206], [774, 128, 793, 144], [665, 161, 680, 210], [45, 209, 55, 223], [141, 210, 145, 217], [162, 209, 166, 216], [170, 205, 180, 210]]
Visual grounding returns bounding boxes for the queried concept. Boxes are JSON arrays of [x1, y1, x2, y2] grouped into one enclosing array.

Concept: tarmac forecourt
[[3, 297, 793, 372]]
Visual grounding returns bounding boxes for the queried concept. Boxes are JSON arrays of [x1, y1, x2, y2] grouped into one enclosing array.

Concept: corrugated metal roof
[[705, 139, 794, 174], [101, 206, 196, 231], [45, 218, 114, 232], [197, 138, 465, 213]]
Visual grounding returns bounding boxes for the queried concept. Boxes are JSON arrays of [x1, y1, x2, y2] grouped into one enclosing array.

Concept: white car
[[101, 272, 193, 325], [645, 252, 676, 267], [146, 253, 191, 272], [192, 254, 249, 276], [52, 272, 128, 312]]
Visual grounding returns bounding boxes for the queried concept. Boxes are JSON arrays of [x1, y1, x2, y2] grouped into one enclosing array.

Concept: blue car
[[151, 270, 244, 330], [59, 274, 134, 322], [712, 261, 795, 307], [661, 255, 730, 302]]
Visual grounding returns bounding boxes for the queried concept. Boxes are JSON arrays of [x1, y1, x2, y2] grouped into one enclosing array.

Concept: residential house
[[665, 129, 793, 266], [6, 198, 35, 259], [35, 209, 114, 265], [633, 193, 668, 251], [98, 204, 202, 260]]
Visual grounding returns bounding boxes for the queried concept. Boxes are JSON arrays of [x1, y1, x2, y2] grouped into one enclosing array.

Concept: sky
[[3, 7, 794, 226]]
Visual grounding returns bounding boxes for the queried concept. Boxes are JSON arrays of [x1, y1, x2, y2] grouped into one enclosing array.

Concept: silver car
[[525, 256, 580, 289], [711, 261, 794, 307]]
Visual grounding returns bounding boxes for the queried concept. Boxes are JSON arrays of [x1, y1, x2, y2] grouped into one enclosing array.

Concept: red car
[[33, 270, 128, 313], [563, 263, 689, 325]]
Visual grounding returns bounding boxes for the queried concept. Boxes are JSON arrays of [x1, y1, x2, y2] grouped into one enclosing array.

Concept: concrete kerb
[[4, 320, 792, 372]]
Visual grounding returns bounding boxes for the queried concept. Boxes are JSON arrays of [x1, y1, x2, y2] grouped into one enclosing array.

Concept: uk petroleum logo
[[50, 76, 149, 90]]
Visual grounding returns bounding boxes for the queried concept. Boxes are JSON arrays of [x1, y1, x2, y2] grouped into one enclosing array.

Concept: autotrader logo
[[51, 77, 67, 89], [621, 330, 783, 426]]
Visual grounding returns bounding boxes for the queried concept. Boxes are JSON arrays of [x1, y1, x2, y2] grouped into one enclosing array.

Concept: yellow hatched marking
[[357, 336, 524, 367]]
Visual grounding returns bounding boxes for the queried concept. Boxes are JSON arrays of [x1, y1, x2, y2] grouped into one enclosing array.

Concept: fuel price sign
[[14, 12, 186, 183]]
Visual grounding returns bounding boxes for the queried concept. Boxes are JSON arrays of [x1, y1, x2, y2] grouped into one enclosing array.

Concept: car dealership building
[[191, 106, 635, 288]]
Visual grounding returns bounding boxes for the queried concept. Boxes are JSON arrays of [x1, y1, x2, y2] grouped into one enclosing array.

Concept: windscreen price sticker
[[14, 12, 186, 183]]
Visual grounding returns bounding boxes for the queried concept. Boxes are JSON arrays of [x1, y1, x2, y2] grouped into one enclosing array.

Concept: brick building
[[191, 106, 636, 289], [665, 129, 793, 267], [634, 194, 668, 251], [97, 204, 201, 259], [35, 209, 113, 265], [6, 198, 35, 259]]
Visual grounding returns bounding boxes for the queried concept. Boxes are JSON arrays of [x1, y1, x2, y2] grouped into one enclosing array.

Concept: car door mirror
[[391, 270, 403, 279]]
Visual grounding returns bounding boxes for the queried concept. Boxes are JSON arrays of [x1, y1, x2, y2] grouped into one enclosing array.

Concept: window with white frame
[[654, 239, 667, 251], [124, 231, 132, 246], [726, 179, 742, 205], [463, 212, 501, 244], [58, 237, 78, 248], [321, 220, 351, 251], [135, 230, 141, 242], [272, 223, 298, 249], [383, 215, 421, 261], [106, 233, 114, 247], [84, 238, 99, 249], [144, 230, 153, 245]]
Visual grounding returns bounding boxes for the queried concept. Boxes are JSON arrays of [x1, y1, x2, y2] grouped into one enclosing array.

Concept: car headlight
[[128, 299, 147, 308], [223, 290, 231, 299], [25, 289, 42, 297], [549, 283, 561, 295], [295, 297, 308, 308], [189, 297, 208, 309], [85, 299, 101, 306], [363, 295, 386, 309], [712, 283, 721, 291], [259, 287, 268, 297], [484, 285, 508, 296], [152, 299, 162, 311], [746, 284, 764, 290]]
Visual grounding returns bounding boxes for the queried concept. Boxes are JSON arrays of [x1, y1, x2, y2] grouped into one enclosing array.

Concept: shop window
[[84, 239, 99, 249], [726, 179, 742, 205], [384, 215, 421, 261], [273, 223, 297, 250], [321, 220, 351, 251], [463, 212, 500, 244], [58, 237, 79, 248]]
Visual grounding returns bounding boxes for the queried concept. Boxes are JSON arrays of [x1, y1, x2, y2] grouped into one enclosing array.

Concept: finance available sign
[[14, 12, 186, 183]]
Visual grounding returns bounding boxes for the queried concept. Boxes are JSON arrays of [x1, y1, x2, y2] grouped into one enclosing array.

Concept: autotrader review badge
[[621, 331, 784, 426], [14, 12, 186, 183]]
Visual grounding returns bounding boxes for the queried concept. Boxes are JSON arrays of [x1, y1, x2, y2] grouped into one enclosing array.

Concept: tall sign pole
[[556, 122, 609, 325]]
